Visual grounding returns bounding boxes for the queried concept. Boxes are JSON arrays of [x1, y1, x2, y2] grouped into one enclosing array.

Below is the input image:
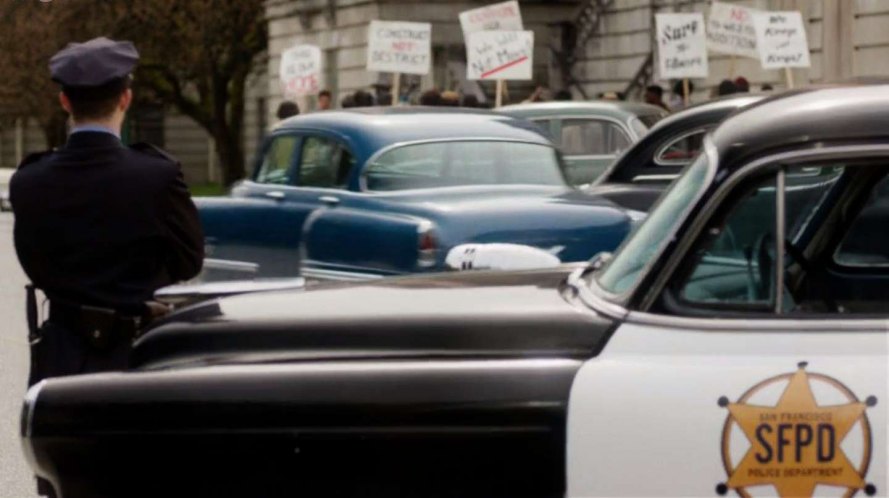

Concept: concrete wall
[[0, 119, 46, 170]]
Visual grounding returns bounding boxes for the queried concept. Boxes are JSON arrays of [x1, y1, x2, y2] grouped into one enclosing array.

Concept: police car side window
[[835, 176, 889, 266], [677, 166, 844, 312], [256, 135, 298, 185]]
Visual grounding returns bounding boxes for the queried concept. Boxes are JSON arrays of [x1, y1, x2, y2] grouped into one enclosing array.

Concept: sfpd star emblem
[[717, 362, 878, 498]]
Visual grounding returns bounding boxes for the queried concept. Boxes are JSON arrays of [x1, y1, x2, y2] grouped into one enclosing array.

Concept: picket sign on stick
[[279, 44, 323, 100], [460, 1, 524, 107], [655, 13, 709, 82], [366, 20, 432, 106], [467, 30, 534, 106], [752, 11, 809, 89], [728, 54, 737, 78]]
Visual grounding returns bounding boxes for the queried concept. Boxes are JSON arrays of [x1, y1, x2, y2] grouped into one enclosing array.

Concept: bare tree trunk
[[212, 126, 246, 186]]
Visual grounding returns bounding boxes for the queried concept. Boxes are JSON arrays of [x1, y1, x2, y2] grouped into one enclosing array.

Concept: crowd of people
[[275, 75, 775, 119], [641, 76, 773, 113]]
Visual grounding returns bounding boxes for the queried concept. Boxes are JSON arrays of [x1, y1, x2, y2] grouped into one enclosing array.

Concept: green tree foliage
[[0, 0, 267, 184]]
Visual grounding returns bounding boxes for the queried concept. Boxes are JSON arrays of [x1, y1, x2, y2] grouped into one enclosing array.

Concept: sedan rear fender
[[301, 206, 438, 275]]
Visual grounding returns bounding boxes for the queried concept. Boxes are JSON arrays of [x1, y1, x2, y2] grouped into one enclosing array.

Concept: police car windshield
[[596, 153, 710, 295]]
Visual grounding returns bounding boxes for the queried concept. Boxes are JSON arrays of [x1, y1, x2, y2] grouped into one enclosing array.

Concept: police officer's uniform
[[11, 38, 204, 387]]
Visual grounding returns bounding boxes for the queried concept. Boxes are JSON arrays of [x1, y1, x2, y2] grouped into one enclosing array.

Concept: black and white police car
[[22, 85, 888, 498]]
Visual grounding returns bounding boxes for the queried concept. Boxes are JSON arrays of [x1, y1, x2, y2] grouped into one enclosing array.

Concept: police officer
[[11, 37, 204, 387]]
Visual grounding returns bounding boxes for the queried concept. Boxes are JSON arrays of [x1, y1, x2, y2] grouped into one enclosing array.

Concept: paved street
[[0, 212, 33, 497]]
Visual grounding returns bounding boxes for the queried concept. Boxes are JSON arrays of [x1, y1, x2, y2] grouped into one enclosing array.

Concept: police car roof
[[273, 106, 552, 159], [712, 84, 889, 172]]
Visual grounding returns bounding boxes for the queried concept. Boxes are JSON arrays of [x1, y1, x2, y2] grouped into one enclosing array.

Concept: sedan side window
[[297, 136, 355, 189], [256, 135, 298, 185], [655, 130, 708, 166], [560, 119, 630, 156]]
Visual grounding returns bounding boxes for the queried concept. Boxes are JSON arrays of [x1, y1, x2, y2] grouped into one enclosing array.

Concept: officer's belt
[[48, 300, 144, 347]]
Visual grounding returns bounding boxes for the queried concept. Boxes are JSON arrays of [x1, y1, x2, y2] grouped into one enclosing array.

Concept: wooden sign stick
[[495, 79, 505, 108], [784, 67, 794, 89], [728, 54, 737, 79], [391, 72, 401, 106], [683, 78, 690, 106]]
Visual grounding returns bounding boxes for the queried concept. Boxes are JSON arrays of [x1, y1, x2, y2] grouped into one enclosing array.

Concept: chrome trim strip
[[301, 266, 387, 281], [568, 268, 629, 321], [203, 258, 259, 274], [639, 143, 889, 310], [775, 167, 786, 313], [631, 174, 678, 183], [624, 310, 887, 332], [652, 127, 711, 167], [21, 380, 44, 439]]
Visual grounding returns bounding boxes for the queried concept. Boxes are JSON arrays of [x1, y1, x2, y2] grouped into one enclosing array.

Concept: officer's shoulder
[[128, 142, 179, 166], [16, 150, 54, 171]]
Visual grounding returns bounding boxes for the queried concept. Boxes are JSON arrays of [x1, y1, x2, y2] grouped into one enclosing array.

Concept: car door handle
[[264, 191, 286, 200], [319, 195, 340, 207]]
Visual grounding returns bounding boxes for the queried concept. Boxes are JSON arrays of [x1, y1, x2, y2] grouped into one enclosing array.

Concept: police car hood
[[132, 265, 615, 369]]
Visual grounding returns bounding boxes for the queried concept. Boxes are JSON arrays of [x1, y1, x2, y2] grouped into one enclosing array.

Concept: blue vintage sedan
[[198, 107, 637, 281]]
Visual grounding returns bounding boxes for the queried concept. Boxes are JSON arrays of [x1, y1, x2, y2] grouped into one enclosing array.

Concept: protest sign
[[753, 11, 810, 70], [706, 2, 760, 59], [366, 20, 432, 75], [459, 1, 523, 34], [656, 13, 709, 79], [466, 30, 533, 81], [279, 44, 322, 98]]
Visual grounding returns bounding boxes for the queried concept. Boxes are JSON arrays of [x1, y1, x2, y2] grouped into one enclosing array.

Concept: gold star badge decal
[[718, 362, 877, 498]]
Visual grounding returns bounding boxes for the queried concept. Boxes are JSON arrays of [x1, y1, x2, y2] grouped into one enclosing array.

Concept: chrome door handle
[[264, 191, 286, 200], [319, 195, 340, 207]]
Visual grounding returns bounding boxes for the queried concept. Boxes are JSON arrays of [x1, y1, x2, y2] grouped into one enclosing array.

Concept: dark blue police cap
[[49, 37, 139, 87]]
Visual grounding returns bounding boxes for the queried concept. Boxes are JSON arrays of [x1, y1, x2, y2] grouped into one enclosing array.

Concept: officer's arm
[[162, 166, 204, 282]]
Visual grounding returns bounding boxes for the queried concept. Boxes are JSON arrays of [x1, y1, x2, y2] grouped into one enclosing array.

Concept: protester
[[644, 84, 669, 111], [716, 79, 738, 96], [377, 92, 393, 106], [669, 80, 694, 111], [461, 94, 481, 108], [734, 77, 750, 93], [441, 90, 460, 106], [761, 83, 774, 91], [317, 89, 332, 111], [419, 88, 442, 106], [276, 100, 299, 120], [522, 85, 547, 103], [554, 89, 572, 101], [340, 94, 356, 108], [353, 90, 375, 107]]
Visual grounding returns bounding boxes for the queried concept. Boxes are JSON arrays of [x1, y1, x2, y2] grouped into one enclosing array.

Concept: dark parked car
[[588, 93, 763, 211], [21, 86, 889, 498], [198, 107, 636, 282], [499, 101, 667, 185]]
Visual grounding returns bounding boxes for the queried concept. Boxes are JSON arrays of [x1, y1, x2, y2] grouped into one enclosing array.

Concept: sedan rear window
[[365, 141, 566, 191]]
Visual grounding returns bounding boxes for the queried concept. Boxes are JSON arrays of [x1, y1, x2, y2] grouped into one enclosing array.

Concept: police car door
[[568, 157, 888, 497]]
